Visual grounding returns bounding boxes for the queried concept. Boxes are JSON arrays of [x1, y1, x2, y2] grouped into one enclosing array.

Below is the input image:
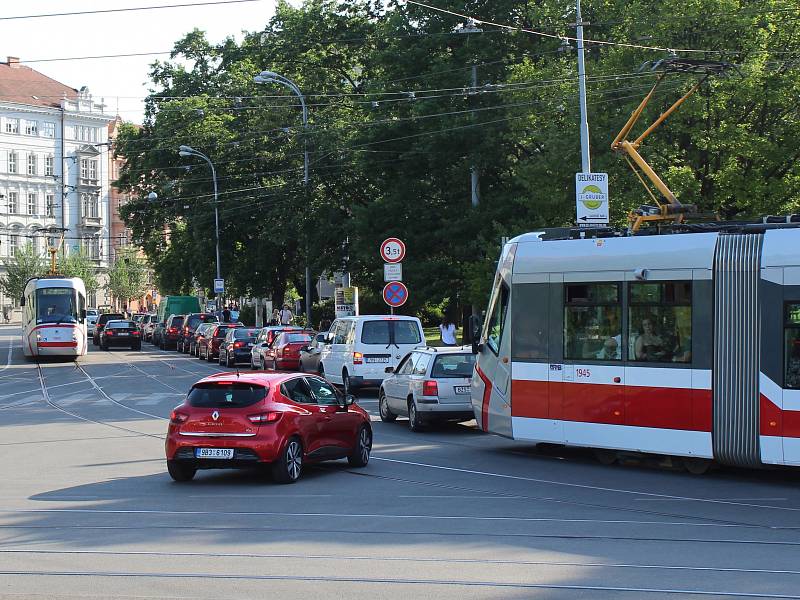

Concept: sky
[[0, 0, 282, 124]]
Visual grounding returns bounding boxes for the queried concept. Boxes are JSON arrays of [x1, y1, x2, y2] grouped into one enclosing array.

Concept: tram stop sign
[[382, 281, 409, 308]]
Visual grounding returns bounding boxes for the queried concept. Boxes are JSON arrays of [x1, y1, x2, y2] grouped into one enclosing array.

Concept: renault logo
[[211, 411, 219, 421]]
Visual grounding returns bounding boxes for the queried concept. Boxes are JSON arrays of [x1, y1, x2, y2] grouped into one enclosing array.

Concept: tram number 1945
[[576, 368, 592, 378]]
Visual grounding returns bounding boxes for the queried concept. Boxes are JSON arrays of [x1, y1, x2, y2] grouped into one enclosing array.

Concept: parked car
[[177, 313, 219, 353], [165, 372, 372, 483], [218, 327, 260, 367], [262, 331, 313, 371], [299, 332, 328, 374], [190, 322, 216, 357], [86, 308, 99, 336], [379, 346, 476, 431], [160, 314, 185, 350], [92, 313, 125, 346], [250, 326, 304, 370], [318, 315, 425, 394], [199, 323, 244, 362], [141, 314, 158, 341], [151, 319, 166, 346], [99, 320, 143, 351]]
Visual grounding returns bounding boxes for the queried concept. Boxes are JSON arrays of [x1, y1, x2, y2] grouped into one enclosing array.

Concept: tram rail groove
[[0, 569, 798, 597]]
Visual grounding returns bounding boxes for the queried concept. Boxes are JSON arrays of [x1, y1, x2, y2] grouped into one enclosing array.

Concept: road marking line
[[370, 456, 800, 513]]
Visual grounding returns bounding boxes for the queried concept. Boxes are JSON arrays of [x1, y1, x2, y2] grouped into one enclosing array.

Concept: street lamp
[[178, 145, 221, 304], [254, 70, 312, 323]]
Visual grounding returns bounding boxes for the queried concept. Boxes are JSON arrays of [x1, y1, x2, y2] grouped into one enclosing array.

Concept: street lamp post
[[254, 70, 312, 325], [178, 146, 221, 306]]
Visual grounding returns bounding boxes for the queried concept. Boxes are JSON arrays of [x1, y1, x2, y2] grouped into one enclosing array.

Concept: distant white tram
[[472, 226, 800, 471], [22, 277, 88, 359]]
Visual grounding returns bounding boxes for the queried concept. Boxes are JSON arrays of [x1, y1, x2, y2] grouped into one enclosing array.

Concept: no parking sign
[[382, 281, 408, 308]]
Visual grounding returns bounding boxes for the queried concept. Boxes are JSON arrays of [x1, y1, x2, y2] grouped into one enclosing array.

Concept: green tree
[[106, 248, 149, 310], [0, 243, 47, 303], [59, 250, 100, 300]]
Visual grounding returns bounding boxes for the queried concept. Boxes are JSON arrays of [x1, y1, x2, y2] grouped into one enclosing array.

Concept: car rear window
[[188, 383, 266, 408], [235, 328, 258, 339], [100, 314, 123, 323], [361, 320, 421, 344], [214, 326, 235, 337], [108, 321, 137, 329], [431, 354, 476, 378], [285, 333, 312, 343], [171, 317, 184, 326]]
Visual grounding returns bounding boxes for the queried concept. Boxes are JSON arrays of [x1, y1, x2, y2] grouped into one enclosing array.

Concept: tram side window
[[628, 281, 692, 363], [485, 282, 509, 355], [511, 283, 549, 360], [784, 304, 800, 389], [564, 283, 621, 361]]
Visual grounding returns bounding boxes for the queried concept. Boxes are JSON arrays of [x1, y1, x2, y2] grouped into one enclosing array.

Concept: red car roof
[[194, 371, 298, 387]]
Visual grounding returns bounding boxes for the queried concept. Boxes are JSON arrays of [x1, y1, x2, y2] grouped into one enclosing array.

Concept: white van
[[319, 315, 425, 393]]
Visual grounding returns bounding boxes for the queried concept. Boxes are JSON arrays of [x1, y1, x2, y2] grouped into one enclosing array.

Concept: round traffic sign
[[380, 237, 405, 264], [382, 281, 409, 308]]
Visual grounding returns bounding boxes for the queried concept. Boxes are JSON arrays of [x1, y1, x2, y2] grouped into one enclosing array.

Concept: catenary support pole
[[576, 0, 591, 173]]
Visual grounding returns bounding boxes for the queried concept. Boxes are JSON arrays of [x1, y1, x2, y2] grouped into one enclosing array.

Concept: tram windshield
[[36, 288, 78, 324]]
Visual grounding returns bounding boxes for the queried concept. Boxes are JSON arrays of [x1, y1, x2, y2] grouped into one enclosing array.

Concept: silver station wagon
[[378, 346, 476, 431]]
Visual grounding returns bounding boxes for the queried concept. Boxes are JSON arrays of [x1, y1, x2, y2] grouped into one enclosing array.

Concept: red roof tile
[[0, 60, 77, 109]]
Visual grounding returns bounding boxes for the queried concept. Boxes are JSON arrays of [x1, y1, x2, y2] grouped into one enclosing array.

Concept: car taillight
[[105, 330, 114, 336], [422, 380, 439, 396], [353, 351, 363, 365], [169, 410, 188, 424], [248, 412, 281, 424], [132, 330, 140, 336], [168, 327, 177, 333], [234, 341, 244, 349]]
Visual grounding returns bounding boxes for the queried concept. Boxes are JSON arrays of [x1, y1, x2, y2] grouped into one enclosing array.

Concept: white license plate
[[195, 448, 234, 459], [365, 357, 389, 363], [454, 386, 471, 394]]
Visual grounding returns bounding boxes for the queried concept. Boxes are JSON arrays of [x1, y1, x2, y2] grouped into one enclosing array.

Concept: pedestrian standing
[[439, 316, 457, 346], [222, 306, 231, 323], [270, 308, 280, 326], [280, 304, 294, 325]]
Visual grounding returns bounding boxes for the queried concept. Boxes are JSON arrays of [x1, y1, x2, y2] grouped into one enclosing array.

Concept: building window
[[8, 152, 17, 173], [629, 282, 692, 363], [81, 193, 99, 218], [83, 237, 100, 259], [5, 118, 19, 134], [45, 155, 54, 176], [23, 120, 38, 136], [27, 193, 37, 215], [80, 158, 97, 181], [27, 153, 37, 176], [564, 283, 622, 361], [42, 122, 55, 138], [46, 194, 55, 218], [7, 191, 18, 214], [66, 125, 76, 139], [8, 235, 19, 256]]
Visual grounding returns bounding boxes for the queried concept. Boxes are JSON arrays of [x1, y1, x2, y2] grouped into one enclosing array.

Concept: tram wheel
[[593, 449, 618, 466], [682, 457, 712, 475]]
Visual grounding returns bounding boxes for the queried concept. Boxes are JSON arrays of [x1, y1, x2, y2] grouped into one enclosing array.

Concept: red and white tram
[[471, 225, 800, 470], [21, 276, 88, 359]]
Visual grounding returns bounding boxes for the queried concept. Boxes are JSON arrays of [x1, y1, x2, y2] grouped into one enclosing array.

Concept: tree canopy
[[0, 243, 47, 303], [113, 0, 800, 316]]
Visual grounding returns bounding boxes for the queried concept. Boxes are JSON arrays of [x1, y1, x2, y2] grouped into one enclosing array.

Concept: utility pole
[[576, 0, 591, 173], [470, 64, 481, 209]]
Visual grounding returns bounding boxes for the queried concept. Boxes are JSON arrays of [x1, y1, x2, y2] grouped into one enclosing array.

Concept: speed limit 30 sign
[[380, 238, 405, 264]]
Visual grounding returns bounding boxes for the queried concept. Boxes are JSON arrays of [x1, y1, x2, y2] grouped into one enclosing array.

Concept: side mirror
[[471, 340, 484, 355], [345, 394, 355, 406], [81, 309, 87, 320], [384, 366, 394, 374], [301, 345, 311, 352]]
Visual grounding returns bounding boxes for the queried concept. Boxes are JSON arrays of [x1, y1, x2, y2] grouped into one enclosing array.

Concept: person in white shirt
[[280, 304, 294, 325], [439, 317, 457, 346]]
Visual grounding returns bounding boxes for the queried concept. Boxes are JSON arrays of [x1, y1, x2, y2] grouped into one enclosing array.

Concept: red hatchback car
[[263, 331, 313, 371], [166, 372, 372, 483]]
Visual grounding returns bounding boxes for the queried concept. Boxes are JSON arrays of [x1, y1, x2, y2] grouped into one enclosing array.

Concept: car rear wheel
[[348, 425, 372, 467], [408, 400, 424, 432], [207, 348, 215, 362], [167, 460, 196, 482], [218, 351, 225, 365], [379, 391, 397, 422], [226, 352, 235, 368], [133, 343, 141, 351], [100, 342, 108, 351], [272, 437, 303, 484]]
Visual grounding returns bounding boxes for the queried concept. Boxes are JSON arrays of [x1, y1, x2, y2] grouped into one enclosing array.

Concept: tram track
[[0, 568, 797, 597], [3, 546, 800, 578]]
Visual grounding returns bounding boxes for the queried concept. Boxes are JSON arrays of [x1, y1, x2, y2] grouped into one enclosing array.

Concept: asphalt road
[[1, 324, 800, 599]]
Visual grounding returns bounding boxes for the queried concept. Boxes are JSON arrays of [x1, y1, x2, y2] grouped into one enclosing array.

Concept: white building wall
[[0, 89, 114, 310]]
